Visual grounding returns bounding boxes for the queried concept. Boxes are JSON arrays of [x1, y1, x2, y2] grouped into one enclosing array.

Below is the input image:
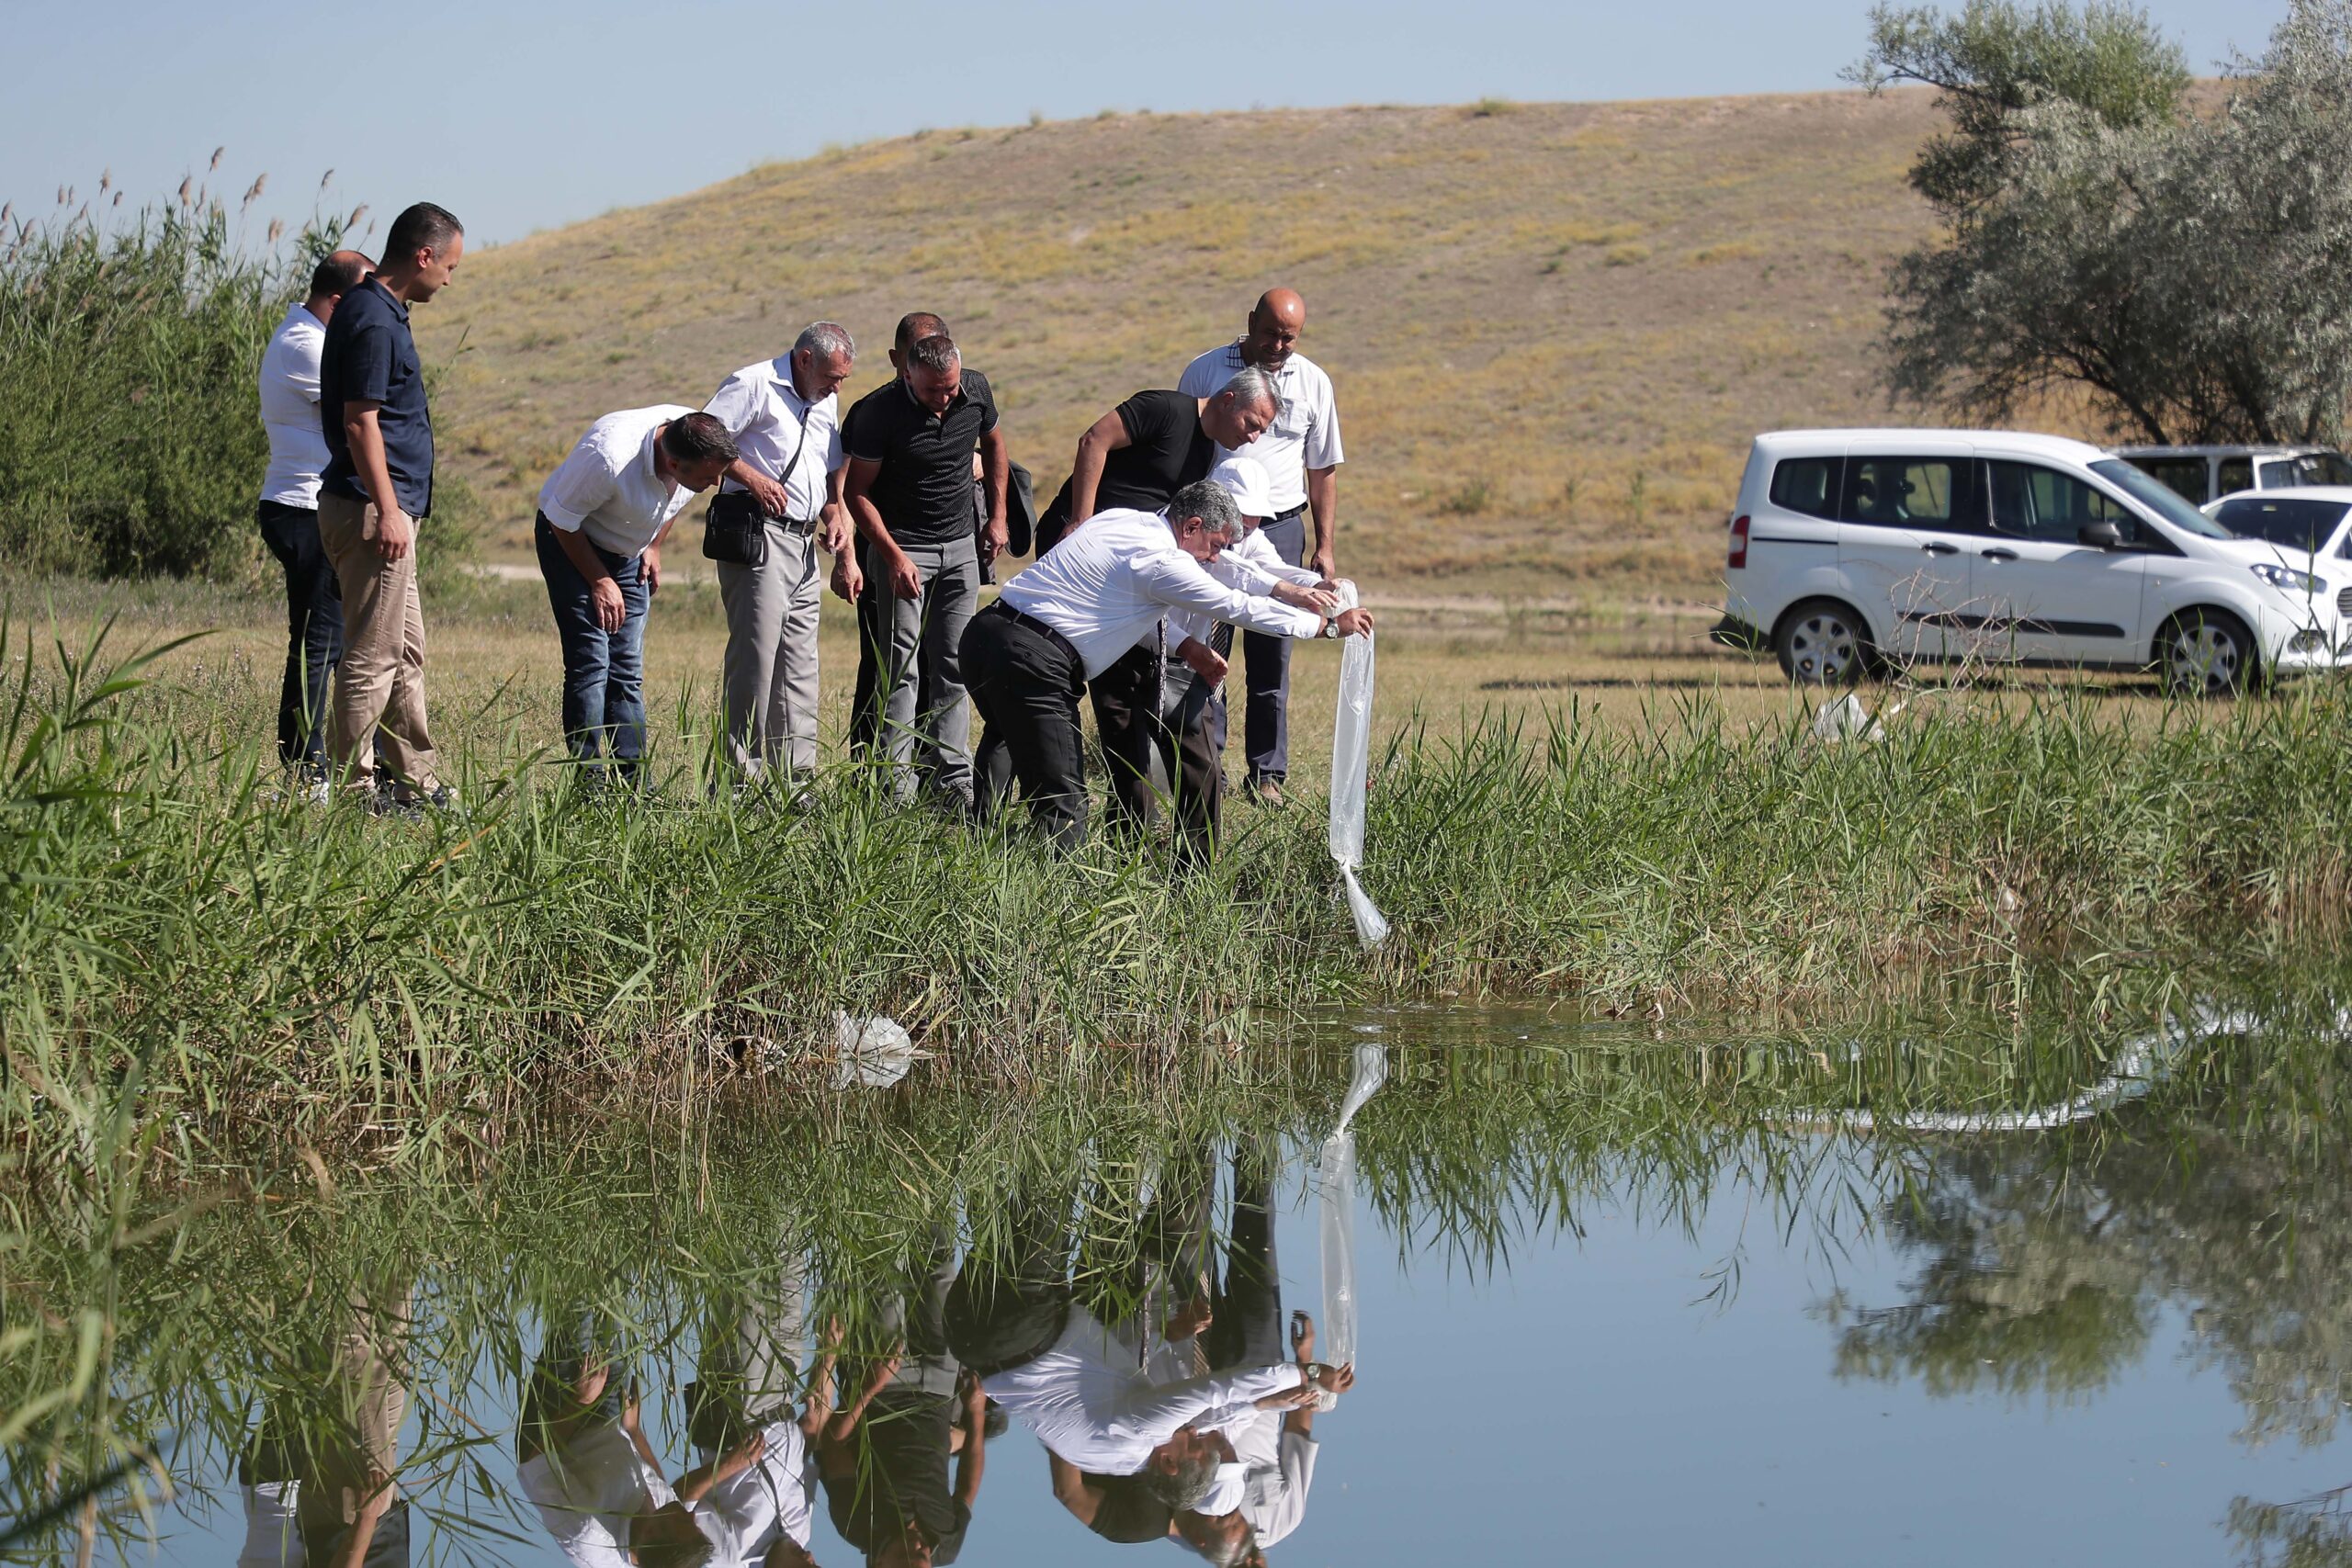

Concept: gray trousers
[[864, 535, 977, 805], [718, 523, 823, 778]]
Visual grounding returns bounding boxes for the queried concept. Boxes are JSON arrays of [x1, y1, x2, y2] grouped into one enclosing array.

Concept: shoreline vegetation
[[7, 613, 2352, 1174]]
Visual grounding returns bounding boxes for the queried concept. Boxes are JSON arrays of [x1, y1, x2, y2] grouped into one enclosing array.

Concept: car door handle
[[1919, 541, 1960, 556], [1980, 547, 2018, 562]]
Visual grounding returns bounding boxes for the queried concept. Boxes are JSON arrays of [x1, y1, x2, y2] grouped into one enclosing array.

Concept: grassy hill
[[422, 90, 1949, 600]]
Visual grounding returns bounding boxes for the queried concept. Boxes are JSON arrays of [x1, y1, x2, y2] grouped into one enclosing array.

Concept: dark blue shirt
[[319, 276, 435, 517]]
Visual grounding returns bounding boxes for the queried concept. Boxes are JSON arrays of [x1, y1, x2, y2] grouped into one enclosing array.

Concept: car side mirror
[[2078, 520, 2124, 549]]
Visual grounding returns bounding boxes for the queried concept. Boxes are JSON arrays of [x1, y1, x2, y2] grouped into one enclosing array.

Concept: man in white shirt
[[959, 479, 1370, 852], [1178, 288, 1346, 807], [535, 409, 737, 786], [944, 1188, 1351, 1519], [256, 248, 374, 781], [703, 322, 856, 784]]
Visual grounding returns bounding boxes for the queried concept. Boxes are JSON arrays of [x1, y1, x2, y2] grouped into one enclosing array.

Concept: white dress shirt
[[1234, 1414, 1317, 1546], [998, 508, 1320, 679], [979, 1303, 1306, 1474], [1168, 526, 1327, 649], [257, 301, 331, 507], [517, 1419, 681, 1568], [234, 1479, 302, 1568], [694, 1417, 814, 1567], [703, 357, 842, 520], [1176, 343, 1344, 512], [537, 404, 699, 558]]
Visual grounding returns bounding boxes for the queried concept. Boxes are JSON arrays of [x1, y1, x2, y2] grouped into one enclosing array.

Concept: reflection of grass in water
[[13, 966, 2352, 1561]]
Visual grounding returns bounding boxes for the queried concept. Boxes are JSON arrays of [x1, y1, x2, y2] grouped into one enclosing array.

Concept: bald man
[[258, 247, 379, 784], [1178, 289, 1345, 807]]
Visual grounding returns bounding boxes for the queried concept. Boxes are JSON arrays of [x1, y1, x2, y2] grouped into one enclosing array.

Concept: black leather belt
[[1270, 502, 1308, 523], [986, 601, 1081, 664]]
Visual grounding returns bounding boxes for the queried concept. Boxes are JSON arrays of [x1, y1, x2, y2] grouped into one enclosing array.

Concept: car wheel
[[2155, 609, 2256, 698], [1773, 599, 1871, 686]]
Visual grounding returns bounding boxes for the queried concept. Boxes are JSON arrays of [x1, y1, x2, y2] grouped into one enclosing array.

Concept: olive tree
[[1856, 0, 2352, 446]]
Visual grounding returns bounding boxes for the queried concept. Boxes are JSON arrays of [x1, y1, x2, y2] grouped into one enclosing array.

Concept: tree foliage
[[1860, 0, 2352, 446]]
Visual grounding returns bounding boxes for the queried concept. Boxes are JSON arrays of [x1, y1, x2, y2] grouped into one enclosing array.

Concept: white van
[[1716, 430, 2352, 694]]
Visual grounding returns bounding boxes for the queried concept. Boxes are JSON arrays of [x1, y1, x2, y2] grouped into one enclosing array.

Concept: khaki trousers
[[716, 522, 823, 777], [318, 493, 440, 795]]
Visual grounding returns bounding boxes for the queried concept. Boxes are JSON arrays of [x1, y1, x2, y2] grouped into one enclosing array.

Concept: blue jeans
[[257, 500, 345, 776], [536, 513, 648, 780]]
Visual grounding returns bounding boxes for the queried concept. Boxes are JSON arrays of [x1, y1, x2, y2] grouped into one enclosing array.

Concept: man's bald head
[[304, 249, 376, 324], [1241, 288, 1306, 371], [894, 311, 950, 355]]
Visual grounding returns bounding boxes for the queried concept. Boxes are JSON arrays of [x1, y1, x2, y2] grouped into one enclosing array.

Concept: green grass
[[9, 609, 2352, 1190]]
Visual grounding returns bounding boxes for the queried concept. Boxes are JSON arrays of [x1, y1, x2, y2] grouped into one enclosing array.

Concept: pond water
[[11, 987, 2352, 1567]]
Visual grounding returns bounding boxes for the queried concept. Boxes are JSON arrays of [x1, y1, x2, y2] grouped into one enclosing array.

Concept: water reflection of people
[[944, 1173, 1349, 1522], [275, 1286, 412, 1568], [688, 1256, 836, 1567], [519, 1297, 830, 1568], [818, 1226, 991, 1564]]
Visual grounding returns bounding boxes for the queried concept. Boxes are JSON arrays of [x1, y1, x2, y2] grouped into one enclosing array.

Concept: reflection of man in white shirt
[[1177, 289, 1346, 805]]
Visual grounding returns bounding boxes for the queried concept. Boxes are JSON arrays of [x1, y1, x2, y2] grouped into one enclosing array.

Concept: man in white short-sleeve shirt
[[255, 248, 374, 782], [534, 407, 737, 784], [1177, 288, 1346, 806], [703, 322, 856, 783]]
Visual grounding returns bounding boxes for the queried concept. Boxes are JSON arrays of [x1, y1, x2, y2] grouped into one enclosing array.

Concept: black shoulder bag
[[701, 412, 813, 569]]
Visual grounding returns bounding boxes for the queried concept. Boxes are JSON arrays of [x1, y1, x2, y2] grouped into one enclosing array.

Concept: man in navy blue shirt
[[317, 201, 462, 810]]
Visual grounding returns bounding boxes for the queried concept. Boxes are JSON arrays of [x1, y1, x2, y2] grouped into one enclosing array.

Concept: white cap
[[1207, 456, 1275, 522], [1196, 1461, 1250, 1517]]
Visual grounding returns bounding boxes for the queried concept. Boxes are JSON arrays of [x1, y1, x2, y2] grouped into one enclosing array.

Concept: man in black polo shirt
[[317, 201, 463, 810], [1025, 369, 1277, 847], [842, 331, 1008, 807]]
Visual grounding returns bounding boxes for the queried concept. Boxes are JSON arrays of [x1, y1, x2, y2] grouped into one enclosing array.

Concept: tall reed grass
[[6, 615, 2352, 1174]]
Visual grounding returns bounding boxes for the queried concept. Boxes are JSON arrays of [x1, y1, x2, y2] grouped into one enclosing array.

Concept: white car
[[2203, 485, 2352, 561], [1716, 429, 2351, 694]]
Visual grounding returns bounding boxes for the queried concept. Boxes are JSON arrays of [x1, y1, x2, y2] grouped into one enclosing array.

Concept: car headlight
[[2251, 562, 2328, 596]]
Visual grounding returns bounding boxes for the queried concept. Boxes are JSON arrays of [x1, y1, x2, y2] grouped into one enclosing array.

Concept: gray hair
[[1218, 365, 1280, 416], [909, 333, 959, 374], [1167, 479, 1243, 541], [794, 321, 854, 363], [1143, 1450, 1221, 1513]]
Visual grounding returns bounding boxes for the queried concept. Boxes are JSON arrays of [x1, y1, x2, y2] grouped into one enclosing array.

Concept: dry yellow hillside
[[422, 91, 1948, 599]]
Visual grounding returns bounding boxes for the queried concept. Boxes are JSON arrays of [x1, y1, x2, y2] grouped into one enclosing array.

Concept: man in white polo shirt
[[535, 408, 737, 786], [702, 321, 856, 785], [1178, 288, 1345, 807], [255, 247, 374, 781], [958, 479, 1370, 852]]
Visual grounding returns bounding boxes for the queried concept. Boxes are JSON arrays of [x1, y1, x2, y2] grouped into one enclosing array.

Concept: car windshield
[[2211, 496, 2352, 553], [2089, 458, 2234, 538]]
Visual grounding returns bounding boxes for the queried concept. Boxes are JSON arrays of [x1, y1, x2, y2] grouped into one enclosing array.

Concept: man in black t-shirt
[[1014, 371, 1277, 854], [842, 326, 1008, 808], [820, 1235, 989, 1566]]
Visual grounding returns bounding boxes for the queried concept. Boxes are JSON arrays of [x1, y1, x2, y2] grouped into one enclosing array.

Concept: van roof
[[2111, 444, 2340, 458], [1753, 429, 2110, 463]]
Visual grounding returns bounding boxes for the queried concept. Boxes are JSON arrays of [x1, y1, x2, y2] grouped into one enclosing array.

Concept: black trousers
[[258, 500, 346, 776], [1203, 1140, 1283, 1370], [945, 1189, 1076, 1378], [962, 605, 1089, 851], [1091, 640, 1226, 867], [1241, 511, 1309, 784]]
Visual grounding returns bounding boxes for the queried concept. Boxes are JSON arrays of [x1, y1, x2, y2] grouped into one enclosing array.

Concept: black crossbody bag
[[700, 412, 813, 569]]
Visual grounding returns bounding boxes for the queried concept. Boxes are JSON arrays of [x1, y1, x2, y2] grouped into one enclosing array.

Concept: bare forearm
[[345, 411, 398, 514], [1307, 467, 1338, 558], [848, 492, 896, 553], [1069, 435, 1111, 525], [552, 526, 612, 584], [981, 429, 1009, 521]]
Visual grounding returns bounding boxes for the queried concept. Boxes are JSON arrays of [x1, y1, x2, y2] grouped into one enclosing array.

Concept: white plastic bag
[[1313, 1043, 1388, 1385], [1326, 582, 1390, 948], [831, 1010, 918, 1089]]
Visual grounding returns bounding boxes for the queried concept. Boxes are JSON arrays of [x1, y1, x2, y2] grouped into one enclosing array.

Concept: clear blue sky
[[3, 0, 2281, 249]]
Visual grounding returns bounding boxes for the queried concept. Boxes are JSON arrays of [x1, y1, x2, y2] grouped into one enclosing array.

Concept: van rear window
[[1769, 457, 1842, 519]]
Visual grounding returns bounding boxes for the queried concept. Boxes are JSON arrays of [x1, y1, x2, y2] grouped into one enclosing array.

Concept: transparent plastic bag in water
[[1314, 1043, 1388, 1386], [1327, 582, 1390, 948]]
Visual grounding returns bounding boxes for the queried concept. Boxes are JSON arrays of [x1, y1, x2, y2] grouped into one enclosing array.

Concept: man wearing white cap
[[959, 479, 1371, 853], [1148, 456, 1347, 863]]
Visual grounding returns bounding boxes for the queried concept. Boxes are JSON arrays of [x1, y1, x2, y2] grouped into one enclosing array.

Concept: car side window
[[2132, 457, 2209, 503], [1840, 457, 1977, 531], [1985, 461, 2134, 545], [1768, 457, 1842, 519], [2258, 458, 2297, 489], [2218, 457, 2253, 494]]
